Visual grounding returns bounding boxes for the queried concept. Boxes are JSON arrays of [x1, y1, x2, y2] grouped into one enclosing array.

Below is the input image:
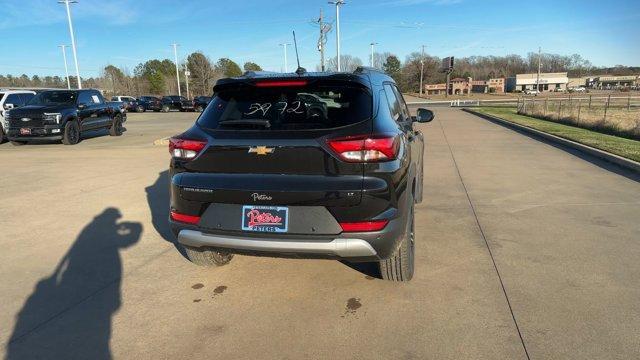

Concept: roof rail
[[353, 66, 386, 75]]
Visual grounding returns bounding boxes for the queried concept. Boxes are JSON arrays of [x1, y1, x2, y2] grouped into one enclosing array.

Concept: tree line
[[1, 51, 638, 96]]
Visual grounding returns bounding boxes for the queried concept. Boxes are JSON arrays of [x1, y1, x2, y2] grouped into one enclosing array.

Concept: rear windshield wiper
[[218, 119, 271, 128]]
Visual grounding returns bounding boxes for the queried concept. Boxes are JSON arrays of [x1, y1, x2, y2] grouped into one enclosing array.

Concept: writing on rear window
[[197, 83, 372, 131]]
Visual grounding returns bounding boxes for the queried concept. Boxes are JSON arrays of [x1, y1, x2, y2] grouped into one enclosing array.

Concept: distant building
[[505, 72, 569, 92], [593, 75, 638, 89], [568, 77, 591, 88], [424, 77, 505, 95]]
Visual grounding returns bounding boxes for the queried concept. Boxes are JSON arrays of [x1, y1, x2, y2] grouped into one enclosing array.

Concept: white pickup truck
[[0, 90, 36, 143]]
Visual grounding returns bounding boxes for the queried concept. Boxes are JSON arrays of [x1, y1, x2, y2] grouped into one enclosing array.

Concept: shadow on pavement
[[145, 170, 187, 258], [6, 208, 142, 360]]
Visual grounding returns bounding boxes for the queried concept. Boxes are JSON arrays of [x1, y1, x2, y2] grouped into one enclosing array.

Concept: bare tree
[[325, 55, 363, 72], [186, 52, 215, 96]]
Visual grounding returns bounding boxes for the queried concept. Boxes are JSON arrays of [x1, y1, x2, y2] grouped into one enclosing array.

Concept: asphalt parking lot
[[1, 108, 639, 359]]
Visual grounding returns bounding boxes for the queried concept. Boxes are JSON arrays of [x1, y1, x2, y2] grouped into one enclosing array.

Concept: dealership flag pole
[[58, 44, 71, 89], [59, 0, 81, 89], [171, 43, 181, 97]]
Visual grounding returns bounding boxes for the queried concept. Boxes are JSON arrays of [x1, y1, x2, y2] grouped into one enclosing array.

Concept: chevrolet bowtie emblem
[[248, 146, 275, 155]]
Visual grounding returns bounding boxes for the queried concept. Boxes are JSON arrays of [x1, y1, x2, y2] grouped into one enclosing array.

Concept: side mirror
[[77, 103, 87, 110], [4, 103, 14, 110], [414, 108, 434, 123]]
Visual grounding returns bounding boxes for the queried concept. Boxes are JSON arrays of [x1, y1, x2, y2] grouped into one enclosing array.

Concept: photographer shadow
[[6, 208, 142, 360]]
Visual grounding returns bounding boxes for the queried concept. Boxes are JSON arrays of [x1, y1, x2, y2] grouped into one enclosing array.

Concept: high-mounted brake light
[[326, 135, 399, 162], [170, 210, 201, 225], [255, 80, 308, 87], [169, 138, 207, 160], [339, 220, 389, 232]]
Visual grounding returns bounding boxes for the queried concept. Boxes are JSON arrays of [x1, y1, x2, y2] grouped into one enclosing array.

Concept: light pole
[[184, 67, 191, 99], [536, 47, 542, 93], [328, 0, 345, 71], [370, 42, 377, 67], [58, 0, 81, 89], [58, 45, 71, 89], [279, 43, 291, 72], [171, 43, 181, 97], [420, 45, 426, 96]]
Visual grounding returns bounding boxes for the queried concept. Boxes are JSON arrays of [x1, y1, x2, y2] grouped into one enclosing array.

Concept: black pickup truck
[[161, 96, 195, 112], [5, 89, 126, 145]]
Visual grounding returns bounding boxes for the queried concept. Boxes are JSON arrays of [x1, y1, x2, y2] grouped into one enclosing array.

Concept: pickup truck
[[5, 89, 126, 145], [137, 96, 163, 112], [1, 90, 36, 143], [161, 96, 195, 112]]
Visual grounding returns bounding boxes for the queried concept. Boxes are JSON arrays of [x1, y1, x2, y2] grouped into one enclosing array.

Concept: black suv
[[168, 68, 433, 281], [161, 96, 195, 112]]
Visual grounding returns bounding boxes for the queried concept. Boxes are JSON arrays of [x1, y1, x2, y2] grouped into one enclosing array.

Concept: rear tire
[[379, 204, 415, 281], [109, 115, 123, 136], [62, 120, 80, 145], [184, 245, 234, 267]]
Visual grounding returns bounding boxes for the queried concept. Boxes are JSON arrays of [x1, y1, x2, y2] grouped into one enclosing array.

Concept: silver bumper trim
[[177, 230, 377, 257]]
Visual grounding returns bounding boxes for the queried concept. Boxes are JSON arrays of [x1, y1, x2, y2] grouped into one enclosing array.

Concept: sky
[[0, 0, 639, 78]]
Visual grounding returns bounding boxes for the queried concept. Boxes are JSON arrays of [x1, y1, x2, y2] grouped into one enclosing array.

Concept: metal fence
[[516, 95, 640, 139]]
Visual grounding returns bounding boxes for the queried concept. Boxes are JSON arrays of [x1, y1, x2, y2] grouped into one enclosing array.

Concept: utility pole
[[171, 43, 181, 97], [58, 0, 81, 89], [184, 66, 191, 99], [329, 0, 345, 71], [58, 45, 71, 89], [536, 46, 541, 93], [370, 42, 378, 67], [420, 45, 426, 96], [279, 43, 291, 72], [316, 9, 330, 72]]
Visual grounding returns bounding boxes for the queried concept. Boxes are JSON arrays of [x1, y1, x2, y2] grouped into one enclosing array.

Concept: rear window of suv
[[197, 81, 372, 131]]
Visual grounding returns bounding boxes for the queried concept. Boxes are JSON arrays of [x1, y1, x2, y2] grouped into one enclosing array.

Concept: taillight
[[339, 220, 389, 232], [170, 210, 200, 225], [169, 137, 207, 160], [326, 135, 399, 162]]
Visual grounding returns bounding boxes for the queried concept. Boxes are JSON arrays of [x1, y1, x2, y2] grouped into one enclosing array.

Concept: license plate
[[20, 128, 31, 135], [241, 205, 288, 233]]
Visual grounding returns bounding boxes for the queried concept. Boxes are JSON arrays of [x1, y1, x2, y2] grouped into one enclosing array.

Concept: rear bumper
[[178, 229, 377, 258]]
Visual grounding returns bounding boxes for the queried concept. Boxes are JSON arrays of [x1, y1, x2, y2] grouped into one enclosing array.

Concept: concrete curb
[[463, 108, 640, 174]]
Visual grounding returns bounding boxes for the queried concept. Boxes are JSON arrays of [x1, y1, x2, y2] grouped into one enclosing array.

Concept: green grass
[[473, 107, 640, 162]]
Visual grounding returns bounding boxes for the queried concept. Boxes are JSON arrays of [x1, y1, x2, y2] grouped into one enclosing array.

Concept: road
[[1, 108, 639, 359]]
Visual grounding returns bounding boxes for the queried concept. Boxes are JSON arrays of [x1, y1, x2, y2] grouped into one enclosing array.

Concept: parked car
[[570, 87, 586, 93], [0, 90, 36, 143], [167, 67, 432, 281], [193, 96, 212, 112], [161, 96, 195, 112], [5, 89, 126, 145], [524, 89, 539, 95], [111, 95, 138, 112], [136, 95, 163, 112]]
